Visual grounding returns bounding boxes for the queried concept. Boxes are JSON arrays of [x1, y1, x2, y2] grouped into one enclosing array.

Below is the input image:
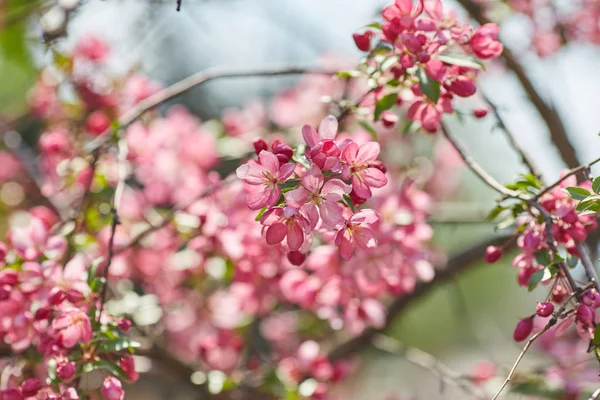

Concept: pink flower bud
[[120, 354, 139, 382], [118, 318, 132, 332], [552, 284, 567, 303], [448, 76, 476, 97], [0, 284, 12, 301], [101, 376, 124, 400], [513, 316, 534, 342], [352, 31, 373, 52], [536, 302, 554, 317], [66, 289, 85, 303], [484, 246, 502, 263], [57, 361, 76, 380], [20, 379, 41, 397], [35, 306, 51, 320], [381, 111, 399, 128], [271, 140, 293, 163], [576, 304, 595, 325], [48, 287, 66, 305], [0, 269, 18, 286], [85, 111, 111, 136], [252, 138, 268, 155], [287, 251, 306, 266], [400, 53, 415, 69], [473, 108, 488, 119]]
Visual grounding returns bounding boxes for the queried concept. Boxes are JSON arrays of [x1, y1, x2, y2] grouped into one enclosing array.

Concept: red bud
[[513, 316, 534, 342]]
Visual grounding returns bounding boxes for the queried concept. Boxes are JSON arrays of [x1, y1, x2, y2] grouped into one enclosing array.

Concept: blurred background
[[2, 0, 600, 398]]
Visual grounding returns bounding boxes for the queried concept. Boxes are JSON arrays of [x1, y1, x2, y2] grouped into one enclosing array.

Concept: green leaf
[[343, 194, 356, 213], [374, 93, 398, 121], [89, 277, 106, 293], [593, 177, 600, 194], [87, 258, 102, 285], [534, 249, 551, 266], [98, 338, 141, 353], [576, 197, 600, 213], [401, 120, 413, 135], [365, 22, 382, 30], [528, 269, 545, 291], [563, 187, 591, 201], [417, 67, 440, 103], [495, 215, 515, 230], [386, 78, 400, 87], [336, 70, 362, 79], [87, 360, 128, 381], [486, 205, 506, 222], [359, 120, 378, 140], [255, 207, 267, 222], [436, 52, 486, 71]]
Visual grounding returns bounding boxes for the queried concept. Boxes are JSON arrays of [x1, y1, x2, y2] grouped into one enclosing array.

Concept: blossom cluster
[[350, 0, 503, 132]]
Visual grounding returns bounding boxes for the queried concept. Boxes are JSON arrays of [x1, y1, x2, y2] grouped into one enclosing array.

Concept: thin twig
[[536, 156, 600, 199], [372, 334, 486, 399], [576, 242, 600, 292], [492, 282, 594, 400], [85, 67, 338, 153], [590, 388, 600, 400], [455, 0, 581, 170], [482, 92, 542, 181], [97, 140, 128, 322]]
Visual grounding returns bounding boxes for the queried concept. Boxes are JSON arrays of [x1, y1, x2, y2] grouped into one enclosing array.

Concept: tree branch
[[85, 67, 338, 153], [456, 0, 581, 169], [535, 156, 600, 199], [328, 234, 513, 361]]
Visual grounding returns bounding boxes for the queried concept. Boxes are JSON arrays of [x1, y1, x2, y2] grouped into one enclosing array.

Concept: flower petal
[[266, 223, 287, 245], [355, 142, 380, 165], [236, 161, 267, 184], [278, 163, 296, 181], [246, 186, 268, 210], [266, 186, 281, 208], [287, 221, 304, 251], [319, 201, 344, 228], [302, 124, 319, 147], [318, 115, 338, 140], [362, 167, 388, 188], [302, 165, 324, 192], [258, 151, 280, 173], [354, 227, 378, 250], [322, 179, 351, 200], [341, 141, 359, 163], [351, 175, 372, 199], [350, 209, 379, 224], [284, 187, 310, 208]]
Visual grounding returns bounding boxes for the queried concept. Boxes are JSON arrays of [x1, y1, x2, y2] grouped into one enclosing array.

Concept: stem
[[536, 156, 600, 199], [455, 0, 581, 169], [576, 243, 600, 292], [482, 92, 542, 181], [85, 67, 338, 153], [491, 282, 593, 400]]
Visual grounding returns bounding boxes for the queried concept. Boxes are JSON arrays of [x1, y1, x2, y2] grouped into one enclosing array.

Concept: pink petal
[[319, 201, 344, 228], [246, 187, 268, 210], [260, 207, 283, 225], [60, 325, 80, 348], [395, 0, 413, 14], [352, 175, 372, 199], [266, 186, 281, 207], [336, 231, 354, 261], [362, 167, 388, 188], [302, 124, 319, 147], [266, 223, 287, 245], [235, 161, 266, 185], [350, 209, 379, 224], [258, 151, 280, 173], [341, 142, 359, 163], [424, 0, 443, 21], [321, 179, 351, 200], [318, 115, 338, 140], [302, 203, 319, 230], [278, 163, 296, 181], [354, 227, 378, 250], [285, 187, 310, 208], [361, 298, 386, 328], [287, 221, 304, 251], [407, 101, 426, 121], [302, 165, 324, 192], [356, 142, 381, 165]]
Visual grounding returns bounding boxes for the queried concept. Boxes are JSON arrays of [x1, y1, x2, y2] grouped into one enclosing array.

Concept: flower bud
[[0, 284, 12, 301], [271, 140, 293, 163], [352, 31, 373, 52], [381, 111, 398, 128], [35, 306, 52, 320], [484, 246, 502, 263], [120, 354, 139, 382], [252, 138, 268, 155], [576, 304, 595, 325], [536, 302, 554, 317], [85, 110, 111, 136], [448, 76, 476, 97], [513, 316, 534, 342], [57, 361, 76, 380], [118, 318, 132, 332], [287, 251, 306, 266], [20, 379, 41, 397], [473, 108, 488, 119], [0, 388, 23, 400], [552, 284, 567, 303], [101, 376, 124, 400]]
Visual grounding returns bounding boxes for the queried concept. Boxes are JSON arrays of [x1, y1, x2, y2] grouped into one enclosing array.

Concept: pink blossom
[[52, 309, 92, 348], [302, 116, 342, 171], [334, 210, 379, 260], [260, 207, 311, 251], [470, 24, 504, 60], [120, 354, 139, 382], [101, 377, 124, 400], [74, 35, 110, 62], [341, 142, 387, 199], [285, 165, 350, 228], [236, 151, 295, 210]]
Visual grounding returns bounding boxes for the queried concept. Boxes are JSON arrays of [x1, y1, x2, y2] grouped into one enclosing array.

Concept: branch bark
[[456, 0, 581, 169]]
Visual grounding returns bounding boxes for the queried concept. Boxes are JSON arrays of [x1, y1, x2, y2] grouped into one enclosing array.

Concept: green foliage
[[374, 93, 398, 121], [417, 67, 440, 103], [436, 52, 485, 70]]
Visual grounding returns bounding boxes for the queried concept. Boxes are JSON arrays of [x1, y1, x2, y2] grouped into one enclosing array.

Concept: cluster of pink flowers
[[351, 0, 503, 132], [0, 209, 138, 400], [237, 115, 387, 262]]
